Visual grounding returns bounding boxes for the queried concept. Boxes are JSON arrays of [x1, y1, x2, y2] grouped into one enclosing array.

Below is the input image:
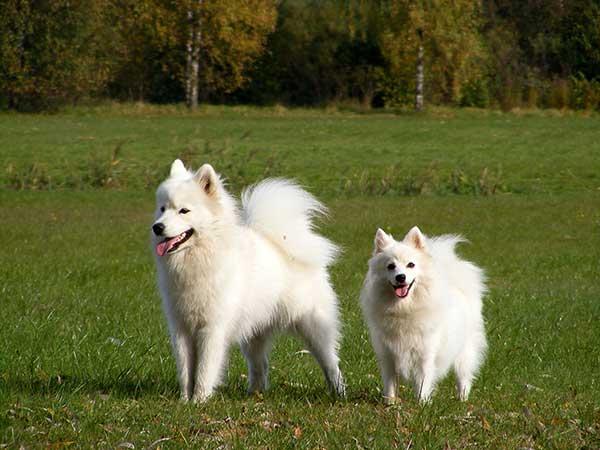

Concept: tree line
[[1, 0, 599, 111]]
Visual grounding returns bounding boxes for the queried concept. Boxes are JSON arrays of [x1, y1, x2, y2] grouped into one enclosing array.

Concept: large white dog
[[360, 226, 487, 404], [152, 160, 345, 402]]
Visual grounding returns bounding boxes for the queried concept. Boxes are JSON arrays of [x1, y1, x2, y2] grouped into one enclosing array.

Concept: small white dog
[[152, 160, 345, 403], [360, 226, 487, 403]]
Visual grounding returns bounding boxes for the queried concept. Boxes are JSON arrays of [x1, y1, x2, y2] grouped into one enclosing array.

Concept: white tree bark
[[415, 29, 424, 112], [186, 1, 203, 109], [185, 10, 193, 105]]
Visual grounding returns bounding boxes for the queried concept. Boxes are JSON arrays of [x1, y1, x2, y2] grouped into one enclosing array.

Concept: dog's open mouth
[[391, 280, 415, 299], [156, 229, 194, 256]]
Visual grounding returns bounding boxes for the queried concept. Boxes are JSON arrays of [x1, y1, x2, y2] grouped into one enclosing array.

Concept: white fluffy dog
[[360, 226, 487, 403], [152, 160, 345, 403]]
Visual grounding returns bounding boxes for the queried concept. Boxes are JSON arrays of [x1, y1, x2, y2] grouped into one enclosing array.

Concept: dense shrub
[[0, 0, 115, 111]]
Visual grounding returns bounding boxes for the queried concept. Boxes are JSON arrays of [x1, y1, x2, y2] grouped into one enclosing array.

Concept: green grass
[[1, 106, 599, 448], [1, 105, 600, 193]]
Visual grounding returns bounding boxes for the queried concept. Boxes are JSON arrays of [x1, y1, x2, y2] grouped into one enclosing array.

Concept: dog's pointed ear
[[374, 228, 394, 254], [170, 159, 188, 178], [193, 163, 219, 196], [404, 226, 426, 250]]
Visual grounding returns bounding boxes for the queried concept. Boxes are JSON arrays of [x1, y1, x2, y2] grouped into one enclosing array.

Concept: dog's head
[[369, 226, 430, 301], [151, 159, 234, 257]]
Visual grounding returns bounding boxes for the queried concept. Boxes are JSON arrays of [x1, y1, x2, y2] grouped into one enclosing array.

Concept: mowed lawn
[[1, 107, 599, 448]]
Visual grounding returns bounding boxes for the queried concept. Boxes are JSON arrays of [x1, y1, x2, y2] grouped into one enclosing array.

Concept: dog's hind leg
[[295, 306, 346, 397], [454, 351, 476, 401], [454, 332, 486, 401], [241, 331, 273, 394]]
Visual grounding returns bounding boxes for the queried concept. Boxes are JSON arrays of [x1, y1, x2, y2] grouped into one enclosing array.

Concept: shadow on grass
[[1, 372, 362, 405], [1, 373, 176, 400], [218, 375, 356, 405]]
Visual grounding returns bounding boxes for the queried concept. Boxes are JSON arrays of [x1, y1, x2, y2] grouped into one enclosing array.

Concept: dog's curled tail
[[241, 179, 339, 268], [428, 234, 487, 304]]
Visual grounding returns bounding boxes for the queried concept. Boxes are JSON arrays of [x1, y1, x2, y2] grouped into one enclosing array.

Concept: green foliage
[[194, 0, 278, 98], [2, 0, 600, 110], [560, 1, 600, 82], [105, 0, 278, 103], [459, 78, 490, 108], [547, 78, 571, 109], [0, 0, 277, 108], [240, 0, 361, 105], [0, 0, 115, 111], [569, 75, 600, 110], [483, 0, 600, 111], [377, 0, 488, 106], [371, 67, 412, 107], [107, 0, 184, 102]]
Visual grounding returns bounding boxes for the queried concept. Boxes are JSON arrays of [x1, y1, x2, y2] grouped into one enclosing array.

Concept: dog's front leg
[[164, 308, 195, 402], [192, 327, 229, 403], [171, 329, 196, 402], [380, 355, 398, 405], [415, 357, 436, 403]]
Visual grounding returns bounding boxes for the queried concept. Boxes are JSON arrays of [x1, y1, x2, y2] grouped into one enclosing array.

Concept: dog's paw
[[334, 382, 347, 399], [418, 395, 432, 405], [247, 380, 268, 396], [329, 373, 346, 398], [457, 384, 471, 401], [247, 386, 266, 398], [383, 396, 399, 406], [191, 391, 212, 404], [179, 394, 190, 403]]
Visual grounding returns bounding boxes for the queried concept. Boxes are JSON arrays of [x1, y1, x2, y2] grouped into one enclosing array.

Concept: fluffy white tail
[[241, 179, 339, 268], [428, 235, 487, 304]]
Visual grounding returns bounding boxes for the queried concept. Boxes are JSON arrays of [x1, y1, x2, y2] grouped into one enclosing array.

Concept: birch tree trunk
[[415, 28, 424, 112], [186, 0, 203, 109]]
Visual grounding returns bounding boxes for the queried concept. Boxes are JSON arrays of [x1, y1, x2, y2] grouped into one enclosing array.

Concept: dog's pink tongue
[[156, 237, 178, 256], [395, 285, 409, 298]]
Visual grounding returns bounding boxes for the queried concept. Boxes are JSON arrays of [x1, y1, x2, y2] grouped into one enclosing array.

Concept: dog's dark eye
[[407, 262, 415, 268], [387, 263, 396, 271], [160, 206, 165, 213], [179, 208, 190, 214]]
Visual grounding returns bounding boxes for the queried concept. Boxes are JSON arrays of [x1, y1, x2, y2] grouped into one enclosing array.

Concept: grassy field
[[2, 105, 600, 194], [1, 106, 599, 448]]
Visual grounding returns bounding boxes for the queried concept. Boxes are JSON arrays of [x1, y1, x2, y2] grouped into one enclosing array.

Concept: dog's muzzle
[[155, 229, 194, 256], [391, 279, 415, 299]]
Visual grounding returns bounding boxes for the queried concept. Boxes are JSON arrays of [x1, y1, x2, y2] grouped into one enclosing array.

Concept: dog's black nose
[[152, 223, 165, 236], [395, 273, 406, 283]]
